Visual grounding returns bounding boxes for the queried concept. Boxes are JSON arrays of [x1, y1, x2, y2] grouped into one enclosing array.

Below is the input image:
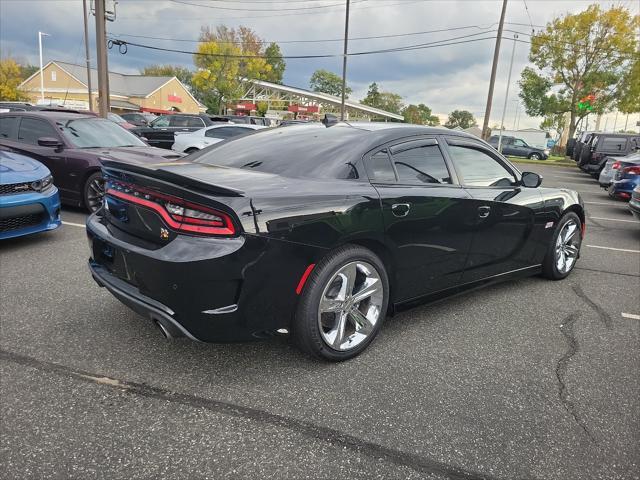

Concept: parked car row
[[572, 131, 639, 177], [568, 131, 640, 216], [0, 111, 183, 213]]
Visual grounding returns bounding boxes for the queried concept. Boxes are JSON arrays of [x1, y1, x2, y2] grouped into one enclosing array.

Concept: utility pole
[[94, 0, 110, 117], [497, 34, 517, 153], [340, 0, 350, 121], [38, 31, 50, 104], [481, 0, 508, 139], [82, 0, 93, 112]]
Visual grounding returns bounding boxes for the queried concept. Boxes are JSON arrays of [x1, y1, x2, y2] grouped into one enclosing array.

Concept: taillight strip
[[106, 189, 235, 236]]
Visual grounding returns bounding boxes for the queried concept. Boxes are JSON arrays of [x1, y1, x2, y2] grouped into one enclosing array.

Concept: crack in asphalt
[[572, 284, 613, 330], [574, 266, 640, 278], [554, 313, 598, 445], [0, 349, 500, 480]]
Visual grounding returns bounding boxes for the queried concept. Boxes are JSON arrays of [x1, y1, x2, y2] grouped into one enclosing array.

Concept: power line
[[521, 0, 536, 32], [110, 24, 497, 45], [170, 0, 366, 12], [107, 34, 498, 60]]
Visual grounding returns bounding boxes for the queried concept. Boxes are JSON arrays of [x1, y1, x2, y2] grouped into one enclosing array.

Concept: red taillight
[[106, 181, 235, 236], [612, 161, 621, 169], [623, 166, 640, 175]]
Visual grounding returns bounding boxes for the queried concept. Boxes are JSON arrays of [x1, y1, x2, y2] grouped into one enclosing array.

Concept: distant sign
[[167, 95, 182, 103]]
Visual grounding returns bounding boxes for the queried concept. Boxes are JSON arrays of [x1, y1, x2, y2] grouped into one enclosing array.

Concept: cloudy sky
[[1, 0, 638, 131]]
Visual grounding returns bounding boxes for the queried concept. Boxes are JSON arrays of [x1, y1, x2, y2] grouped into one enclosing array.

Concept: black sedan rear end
[[87, 123, 585, 360]]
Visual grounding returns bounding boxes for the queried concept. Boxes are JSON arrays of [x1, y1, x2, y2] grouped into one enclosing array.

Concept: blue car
[[608, 164, 640, 201], [0, 149, 61, 240]]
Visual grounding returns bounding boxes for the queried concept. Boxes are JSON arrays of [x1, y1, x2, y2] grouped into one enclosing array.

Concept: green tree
[[0, 58, 29, 101], [193, 26, 276, 113], [264, 43, 285, 84], [518, 4, 639, 140], [361, 83, 404, 114], [403, 103, 440, 125], [140, 64, 194, 88], [309, 69, 350, 98], [361, 82, 381, 108], [445, 110, 477, 129], [617, 58, 640, 114]]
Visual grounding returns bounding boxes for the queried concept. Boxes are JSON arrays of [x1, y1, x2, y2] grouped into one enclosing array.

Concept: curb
[[508, 158, 577, 168]]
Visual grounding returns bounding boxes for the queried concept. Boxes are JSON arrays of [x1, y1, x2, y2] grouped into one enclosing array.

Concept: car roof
[[0, 111, 96, 120]]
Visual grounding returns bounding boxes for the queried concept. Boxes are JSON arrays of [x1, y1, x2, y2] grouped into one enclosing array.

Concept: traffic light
[[578, 94, 596, 112]]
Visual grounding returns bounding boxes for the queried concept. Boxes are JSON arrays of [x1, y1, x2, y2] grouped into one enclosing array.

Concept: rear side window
[[391, 144, 452, 184], [366, 150, 396, 183], [185, 117, 205, 128], [205, 126, 251, 139], [151, 116, 170, 127], [599, 137, 627, 152], [17, 117, 59, 145], [447, 144, 516, 187], [0, 116, 18, 139]]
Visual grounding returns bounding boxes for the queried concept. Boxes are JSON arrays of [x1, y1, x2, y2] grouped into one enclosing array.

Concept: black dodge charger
[[87, 123, 585, 361]]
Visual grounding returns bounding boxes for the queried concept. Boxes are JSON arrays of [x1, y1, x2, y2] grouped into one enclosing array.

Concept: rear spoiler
[[101, 160, 244, 198]]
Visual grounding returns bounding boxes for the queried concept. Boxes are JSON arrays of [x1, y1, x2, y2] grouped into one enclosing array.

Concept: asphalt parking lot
[[1, 162, 638, 480]]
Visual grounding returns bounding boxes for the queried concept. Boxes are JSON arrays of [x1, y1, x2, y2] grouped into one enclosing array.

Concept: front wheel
[[83, 172, 105, 213], [541, 212, 582, 280], [292, 245, 389, 361], [528, 152, 541, 160]]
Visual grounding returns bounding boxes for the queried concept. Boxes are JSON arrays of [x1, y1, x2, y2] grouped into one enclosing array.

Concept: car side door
[[442, 137, 546, 283], [4, 116, 72, 197], [365, 137, 474, 301]]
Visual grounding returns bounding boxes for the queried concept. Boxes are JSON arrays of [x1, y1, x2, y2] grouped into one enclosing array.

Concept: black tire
[[541, 212, 582, 280], [528, 152, 542, 160], [292, 245, 389, 361], [184, 147, 200, 154], [83, 171, 105, 213]]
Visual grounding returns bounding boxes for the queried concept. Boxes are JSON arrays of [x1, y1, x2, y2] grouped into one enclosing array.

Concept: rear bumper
[[86, 213, 321, 342], [0, 187, 61, 240]]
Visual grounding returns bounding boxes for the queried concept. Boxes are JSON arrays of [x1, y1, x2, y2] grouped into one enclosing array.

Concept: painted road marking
[[586, 245, 640, 254], [622, 313, 640, 320], [62, 221, 86, 228], [584, 201, 621, 206], [590, 217, 640, 224]]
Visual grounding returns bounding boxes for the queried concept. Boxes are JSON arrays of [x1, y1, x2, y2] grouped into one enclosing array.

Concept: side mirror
[[38, 137, 63, 151], [521, 171, 542, 188]]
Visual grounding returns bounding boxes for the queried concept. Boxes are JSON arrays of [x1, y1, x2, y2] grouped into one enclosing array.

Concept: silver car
[[598, 152, 640, 189]]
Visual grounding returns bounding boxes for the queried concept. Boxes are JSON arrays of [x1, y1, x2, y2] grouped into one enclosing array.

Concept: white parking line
[[586, 245, 640, 254], [622, 313, 640, 320], [584, 201, 619, 206], [62, 221, 86, 228], [590, 216, 640, 224]]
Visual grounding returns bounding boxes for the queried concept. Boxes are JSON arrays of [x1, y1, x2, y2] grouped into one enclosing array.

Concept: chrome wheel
[[318, 261, 384, 351], [555, 219, 580, 274], [530, 153, 541, 160], [86, 176, 105, 212]]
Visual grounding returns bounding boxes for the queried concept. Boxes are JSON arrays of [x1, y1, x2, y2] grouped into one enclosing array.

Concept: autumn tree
[[445, 110, 477, 129], [0, 58, 30, 101], [403, 104, 440, 125], [192, 26, 280, 113], [361, 83, 404, 114], [309, 69, 350, 97], [518, 4, 639, 140]]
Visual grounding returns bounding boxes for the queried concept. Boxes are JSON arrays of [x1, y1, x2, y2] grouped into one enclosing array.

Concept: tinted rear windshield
[[191, 125, 368, 179]]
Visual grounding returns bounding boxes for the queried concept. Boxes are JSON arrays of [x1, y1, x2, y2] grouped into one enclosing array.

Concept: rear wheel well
[[342, 239, 396, 309]]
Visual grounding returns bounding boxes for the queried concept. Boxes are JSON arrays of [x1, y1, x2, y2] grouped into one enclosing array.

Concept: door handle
[[477, 205, 491, 218], [391, 203, 411, 217]]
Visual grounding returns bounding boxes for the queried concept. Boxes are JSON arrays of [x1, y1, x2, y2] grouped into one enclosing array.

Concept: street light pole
[[340, 0, 350, 121], [481, 0, 508, 139], [82, 0, 93, 112], [38, 31, 50, 104], [497, 34, 518, 153]]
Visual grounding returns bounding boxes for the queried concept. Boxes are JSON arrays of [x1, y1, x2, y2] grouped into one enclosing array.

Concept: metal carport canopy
[[241, 78, 404, 121]]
